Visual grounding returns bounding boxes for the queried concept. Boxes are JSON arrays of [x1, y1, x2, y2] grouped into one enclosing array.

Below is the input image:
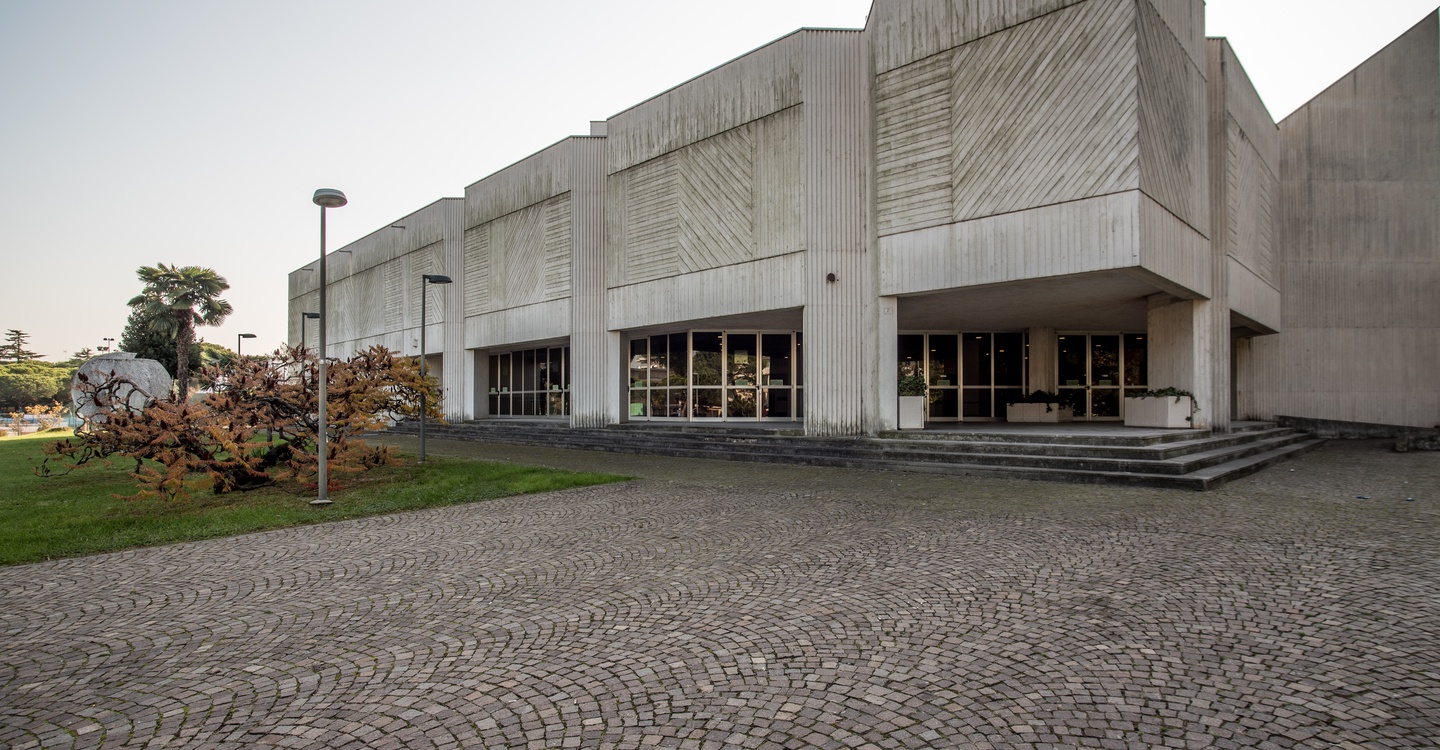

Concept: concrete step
[[396, 420, 1321, 490]]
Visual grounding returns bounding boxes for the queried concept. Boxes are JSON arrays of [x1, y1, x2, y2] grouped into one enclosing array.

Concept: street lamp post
[[418, 273, 452, 463], [300, 312, 319, 352], [100, 337, 115, 353], [311, 188, 347, 505], [237, 333, 256, 359]]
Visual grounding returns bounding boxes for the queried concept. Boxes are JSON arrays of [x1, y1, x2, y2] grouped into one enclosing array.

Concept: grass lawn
[[0, 431, 628, 566]]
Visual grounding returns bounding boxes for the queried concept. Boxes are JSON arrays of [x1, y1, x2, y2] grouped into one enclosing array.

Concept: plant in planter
[[1005, 390, 1073, 423], [1123, 387, 1199, 428], [897, 374, 926, 429]]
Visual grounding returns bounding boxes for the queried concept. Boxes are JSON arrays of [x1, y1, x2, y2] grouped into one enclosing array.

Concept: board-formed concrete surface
[[2, 438, 1437, 749]]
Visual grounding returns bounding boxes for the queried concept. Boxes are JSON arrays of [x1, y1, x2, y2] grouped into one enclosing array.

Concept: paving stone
[[0, 437, 1436, 748]]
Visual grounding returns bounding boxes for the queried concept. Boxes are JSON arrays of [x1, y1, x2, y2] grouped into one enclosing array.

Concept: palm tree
[[126, 264, 233, 399]]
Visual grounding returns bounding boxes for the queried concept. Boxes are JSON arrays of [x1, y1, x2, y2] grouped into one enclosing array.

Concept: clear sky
[[1, 0, 1435, 362]]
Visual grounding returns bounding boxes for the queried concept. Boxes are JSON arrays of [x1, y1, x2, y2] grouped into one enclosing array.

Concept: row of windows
[[480, 332, 1149, 421]]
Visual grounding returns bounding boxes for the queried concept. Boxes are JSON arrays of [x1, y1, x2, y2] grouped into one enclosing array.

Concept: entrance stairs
[[397, 420, 1323, 491]]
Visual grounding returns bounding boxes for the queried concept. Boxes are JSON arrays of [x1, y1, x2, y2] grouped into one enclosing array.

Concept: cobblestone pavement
[[2, 437, 1437, 749]]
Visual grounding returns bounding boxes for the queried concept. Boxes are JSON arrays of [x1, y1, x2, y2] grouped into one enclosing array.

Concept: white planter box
[[1005, 403, 1073, 423], [1124, 396, 1195, 428], [898, 396, 926, 430]]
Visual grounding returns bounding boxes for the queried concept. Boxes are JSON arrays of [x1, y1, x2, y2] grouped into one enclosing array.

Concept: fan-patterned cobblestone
[[1, 438, 1436, 749]]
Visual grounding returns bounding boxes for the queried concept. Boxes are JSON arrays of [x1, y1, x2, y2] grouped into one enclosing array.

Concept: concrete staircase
[[394, 419, 1323, 491]]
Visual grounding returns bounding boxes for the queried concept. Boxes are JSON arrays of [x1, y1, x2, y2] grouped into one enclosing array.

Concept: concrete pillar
[[568, 136, 610, 427], [471, 349, 489, 418], [1146, 295, 1215, 430], [875, 297, 899, 431], [800, 30, 875, 437], [1027, 327, 1057, 394], [441, 198, 466, 421], [605, 331, 624, 425]]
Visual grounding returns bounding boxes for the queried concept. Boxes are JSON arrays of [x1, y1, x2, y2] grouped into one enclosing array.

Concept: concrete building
[[290, 0, 1439, 437]]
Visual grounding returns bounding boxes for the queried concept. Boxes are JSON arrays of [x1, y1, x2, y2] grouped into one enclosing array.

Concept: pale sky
[[1, 0, 1435, 361]]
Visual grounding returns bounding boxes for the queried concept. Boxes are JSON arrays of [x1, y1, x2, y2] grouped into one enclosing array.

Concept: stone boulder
[[72, 353, 173, 422]]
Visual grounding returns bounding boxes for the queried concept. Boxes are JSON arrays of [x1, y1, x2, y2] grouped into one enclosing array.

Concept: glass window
[[898, 334, 925, 381], [994, 333, 1025, 386], [649, 335, 668, 386], [1124, 334, 1147, 387], [762, 334, 791, 386], [962, 333, 992, 387], [667, 333, 688, 386], [488, 346, 570, 418], [929, 335, 957, 386], [630, 339, 648, 388], [692, 332, 722, 386], [727, 333, 757, 385]]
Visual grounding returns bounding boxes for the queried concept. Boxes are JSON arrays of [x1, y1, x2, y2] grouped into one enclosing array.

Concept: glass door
[[1057, 333, 1124, 420]]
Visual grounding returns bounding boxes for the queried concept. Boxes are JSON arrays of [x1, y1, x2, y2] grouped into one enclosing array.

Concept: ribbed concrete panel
[[1137, 0, 1208, 234], [569, 137, 609, 428], [1243, 12, 1440, 428], [607, 253, 805, 332], [382, 260, 404, 331], [497, 206, 545, 309], [678, 125, 755, 272], [950, 0, 1141, 223], [802, 29, 875, 437], [463, 299, 571, 351], [876, 51, 953, 235], [754, 107, 804, 259], [287, 291, 318, 347], [621, 154, 680, 285], [1227, 124, 1276, 284], [869, 0, 1086, 75], [1139, 195, 1209, 298], [407, 242, 444, 328], [1141, 0, 1203, 68], [880, 192, 1141, 297], [607, 34, 802, 173], [462, 225, 490, 317], [465, 143, 571, 230], [1215, 41, 1278, 167], [543, 195, 573, 298]]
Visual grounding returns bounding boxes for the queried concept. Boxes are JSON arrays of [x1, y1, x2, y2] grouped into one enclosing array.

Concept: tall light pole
[[100, 337, 115, 353], [237, 333, 256, 359], [312, 188, 347, 505], [300, 312, 319, 352], [418, 273, 452, 463]]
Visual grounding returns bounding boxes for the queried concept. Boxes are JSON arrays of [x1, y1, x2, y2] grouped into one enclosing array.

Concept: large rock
[[72, 353, 173, 422]]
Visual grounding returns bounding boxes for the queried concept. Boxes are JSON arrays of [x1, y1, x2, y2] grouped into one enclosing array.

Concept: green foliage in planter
[[1128, 387, 1199, 420], [898, 375, 927, 397], [1009, 390, 1062, 412]]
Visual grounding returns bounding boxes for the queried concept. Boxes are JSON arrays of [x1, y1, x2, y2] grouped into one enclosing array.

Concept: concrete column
[[469, 349, 487, 418], [875, 297, 898, 431], [800, 30, 875, 437], [1027, 327, 1057, 394], [605, 331, 624, 425], [441, 198, 466, 421], [568, 136, 610, 427], [1146, 295, 1215, 430]]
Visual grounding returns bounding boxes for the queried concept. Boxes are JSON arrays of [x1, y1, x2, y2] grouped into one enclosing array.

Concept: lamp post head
[[312, 188, 347, 208], [422, 274, 453, 284], [303, 312, 320, 320], [239, 333, 257, 339]]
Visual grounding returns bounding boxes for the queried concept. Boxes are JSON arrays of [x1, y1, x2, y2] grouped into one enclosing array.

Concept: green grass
[[0, 431, 628, 566]]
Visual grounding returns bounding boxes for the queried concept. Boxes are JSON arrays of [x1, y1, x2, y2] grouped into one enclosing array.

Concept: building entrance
[[1056, 333, 1148, 420], [898, 332, 1027, 421]]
